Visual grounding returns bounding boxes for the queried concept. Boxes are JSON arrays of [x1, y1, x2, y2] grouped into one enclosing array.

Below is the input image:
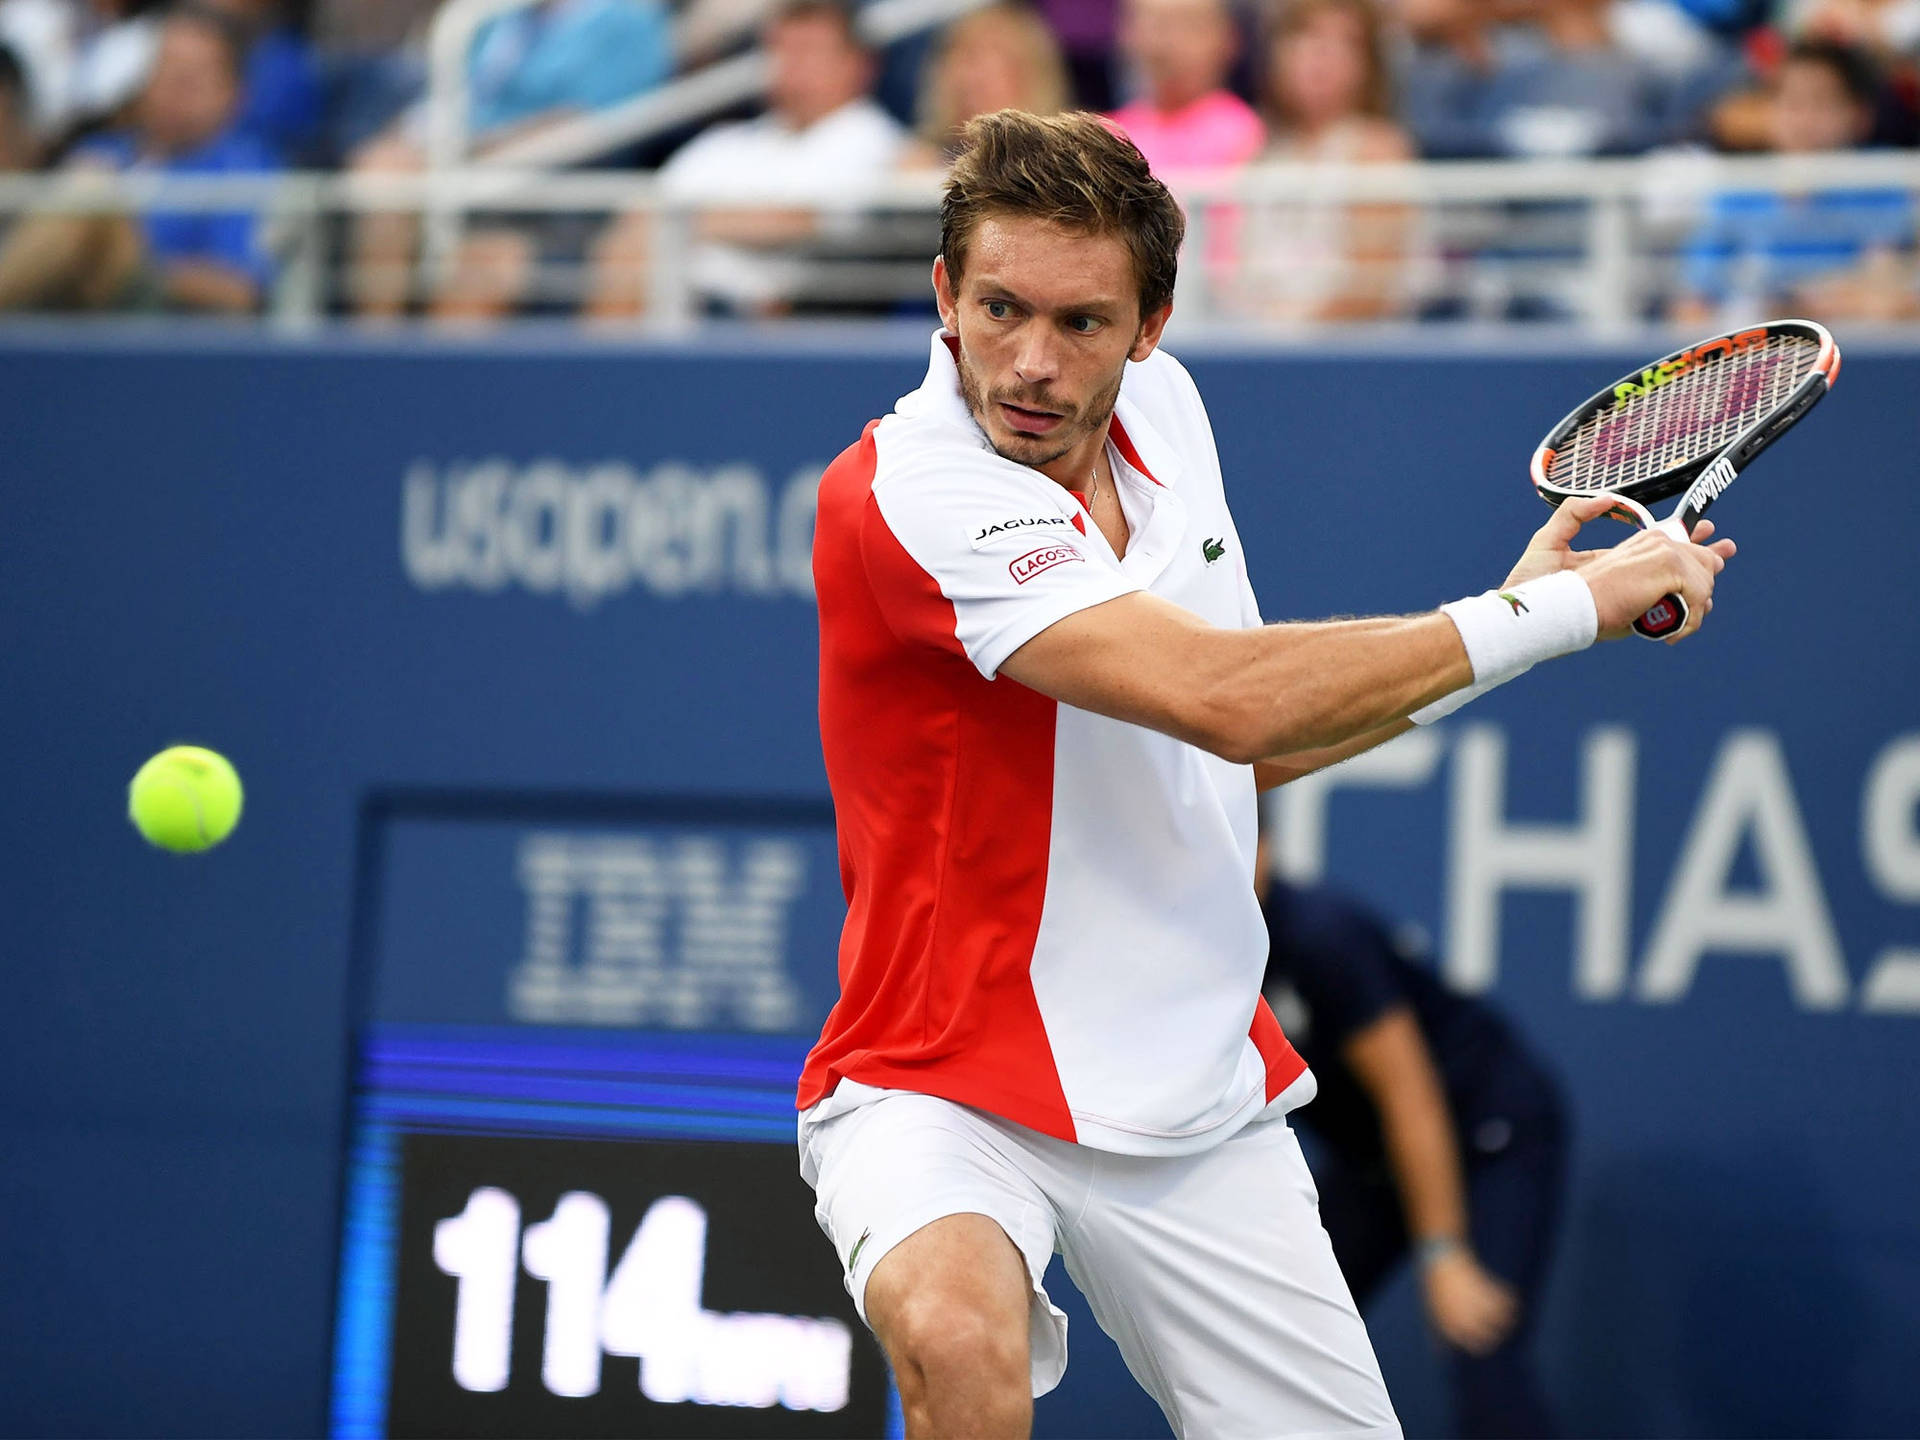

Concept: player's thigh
[[1062, 1119, 1401, 1439], [804, 1091, 1070, 1394]]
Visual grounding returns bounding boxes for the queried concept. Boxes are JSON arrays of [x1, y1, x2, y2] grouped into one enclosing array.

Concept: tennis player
[[798, 110, 1732, 1438]]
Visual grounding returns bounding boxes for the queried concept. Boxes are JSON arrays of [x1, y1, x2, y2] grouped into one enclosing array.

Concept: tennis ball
[[128, 745, 244, 853]]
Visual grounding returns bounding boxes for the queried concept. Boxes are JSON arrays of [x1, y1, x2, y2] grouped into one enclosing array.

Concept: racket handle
[[1632, 514, 1694, 641], [1633, 594, 1688, 640]]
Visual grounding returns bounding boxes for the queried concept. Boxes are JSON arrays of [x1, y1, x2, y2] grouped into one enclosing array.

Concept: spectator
[[1107, 0, 1265, 175], [198, 0, 321, 161], [584, 0, 905, 321], [0, 4, 277, 312], [347, 0, 674, 318], [1232, 0, 1417, 323], [1677, 40, 1915, 323], [0, 40, 37, 175], [1037, 0, 1122, 109], [1256, 867, 1569, 1440], [0, 0, 163, 143], [901, 2, 1070, 169], [1400, 0, 1673, 157]]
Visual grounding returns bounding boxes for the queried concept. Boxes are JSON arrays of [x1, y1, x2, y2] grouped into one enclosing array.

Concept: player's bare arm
[[1001, 500, 1733, 770]]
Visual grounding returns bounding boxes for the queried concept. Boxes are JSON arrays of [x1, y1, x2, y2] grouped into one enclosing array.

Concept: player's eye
[[1067, 315, 1104, 335], [984, 300, 1014, 321]]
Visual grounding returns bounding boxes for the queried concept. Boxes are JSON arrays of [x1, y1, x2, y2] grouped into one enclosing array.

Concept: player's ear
[[1130, 301, 1173, 363], [932, 256, 959, 333]]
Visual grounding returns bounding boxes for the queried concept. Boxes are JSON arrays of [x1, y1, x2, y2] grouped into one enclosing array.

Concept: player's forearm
[[1254, 719, 1414, 790], [1191, 613, 1470, 765]]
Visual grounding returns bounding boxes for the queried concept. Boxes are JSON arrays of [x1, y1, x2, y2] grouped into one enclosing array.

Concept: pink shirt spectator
[[1106, 90, 1264, 176]]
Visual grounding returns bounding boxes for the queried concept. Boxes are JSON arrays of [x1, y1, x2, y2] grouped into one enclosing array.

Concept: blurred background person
[[1106, 0, 1265, 174], [899, 1, 1069, 170], [1397, 0, 1684, 158], [197, 0, 318, 162], [346, 0, 674, 319], [0, 0, 162, 148], [584, 0, 903, 322], [1038, 0, 1121, 109], [0, 4, 275, 313], [1678, 39, 1915, 323], [1256, 851, 1568, 1440], [0, 40, 39, 179], [1231, 0, 1417, 323]]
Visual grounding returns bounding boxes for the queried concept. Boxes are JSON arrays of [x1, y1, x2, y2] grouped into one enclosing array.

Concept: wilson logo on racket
[[1009, 544, 1084, 584]]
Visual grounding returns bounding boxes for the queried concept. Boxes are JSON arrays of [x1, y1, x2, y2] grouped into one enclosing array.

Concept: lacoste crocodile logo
[[1202, 537, 1227, 565], [1499, 591, 1529, 615], [847, 1227, 872, 1274]]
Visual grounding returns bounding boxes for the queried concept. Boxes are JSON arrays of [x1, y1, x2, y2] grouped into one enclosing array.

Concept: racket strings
[[1548, 331, 1818, 493]]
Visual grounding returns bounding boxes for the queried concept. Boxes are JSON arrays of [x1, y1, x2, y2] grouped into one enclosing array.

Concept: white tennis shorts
[[799, 1083, 1401, 1439]]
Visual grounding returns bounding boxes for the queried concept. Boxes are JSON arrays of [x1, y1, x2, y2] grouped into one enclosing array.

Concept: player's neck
[[1033, 424, 1112, 494]]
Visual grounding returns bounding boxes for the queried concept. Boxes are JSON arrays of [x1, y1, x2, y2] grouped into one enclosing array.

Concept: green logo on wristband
[[1498, 591, 1529, 615]]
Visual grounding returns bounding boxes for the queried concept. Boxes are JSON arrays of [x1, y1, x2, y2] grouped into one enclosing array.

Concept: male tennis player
[[798, 110, 1732, 1438]]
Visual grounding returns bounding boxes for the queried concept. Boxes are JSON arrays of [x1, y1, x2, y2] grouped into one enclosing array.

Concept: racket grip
[[1631, 513, 1694, 641], [1633, 593, 1688, 640]]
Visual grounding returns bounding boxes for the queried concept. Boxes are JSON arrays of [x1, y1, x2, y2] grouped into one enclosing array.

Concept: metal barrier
[[0, 151, 1914, 331]]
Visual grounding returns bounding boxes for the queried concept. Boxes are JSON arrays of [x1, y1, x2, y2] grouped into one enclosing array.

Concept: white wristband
[[1410, 571, 1597, 725]]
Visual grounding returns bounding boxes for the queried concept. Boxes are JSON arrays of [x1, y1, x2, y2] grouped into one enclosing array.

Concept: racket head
[[1530, 319, 1840, 516]]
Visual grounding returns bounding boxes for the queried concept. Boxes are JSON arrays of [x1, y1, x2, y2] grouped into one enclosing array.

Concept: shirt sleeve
[[863, 447, 1141, 680]]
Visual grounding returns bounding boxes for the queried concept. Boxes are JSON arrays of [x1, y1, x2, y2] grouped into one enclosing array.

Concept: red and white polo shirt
[[797, 332, 1311, 1156]]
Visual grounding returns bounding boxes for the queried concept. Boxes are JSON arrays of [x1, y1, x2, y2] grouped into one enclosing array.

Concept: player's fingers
[[1535, 493, 1615, 546], [1706, 536, 1737, 560]]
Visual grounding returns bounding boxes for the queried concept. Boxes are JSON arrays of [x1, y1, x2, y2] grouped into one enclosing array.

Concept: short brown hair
[[941, 110, 1186, 319]]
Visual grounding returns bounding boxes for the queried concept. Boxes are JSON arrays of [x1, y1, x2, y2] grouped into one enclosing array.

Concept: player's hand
[[1508, 495, 1736, 644], [1581, 521, 1734, 643], [1420, 1247, 1520, 1356]]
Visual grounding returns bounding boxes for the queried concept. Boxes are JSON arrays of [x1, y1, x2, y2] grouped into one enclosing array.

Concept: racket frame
[[1527, 319, 1840, 639]]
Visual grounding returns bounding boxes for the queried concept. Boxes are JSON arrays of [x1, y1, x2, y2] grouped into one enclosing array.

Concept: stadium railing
[[0, 152, 1914, 332]]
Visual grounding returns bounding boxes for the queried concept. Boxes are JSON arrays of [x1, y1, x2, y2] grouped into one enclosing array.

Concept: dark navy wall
[[1, 329, 1914, 1438]]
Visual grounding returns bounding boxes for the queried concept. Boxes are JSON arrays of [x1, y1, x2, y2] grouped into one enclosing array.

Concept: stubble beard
[[956, 346, 1126, 471]]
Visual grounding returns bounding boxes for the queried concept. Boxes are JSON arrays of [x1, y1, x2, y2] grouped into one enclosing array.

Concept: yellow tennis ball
[[128, 745, 244, 853]]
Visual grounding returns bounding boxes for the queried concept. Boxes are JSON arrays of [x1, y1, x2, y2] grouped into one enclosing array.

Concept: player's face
[[935, 215, 1170, 477]]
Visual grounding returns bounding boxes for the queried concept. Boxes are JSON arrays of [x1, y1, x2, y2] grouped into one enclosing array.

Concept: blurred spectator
[[1038, 0, 1121, 109], [0, 5, 276, 312], [1400, 0, 1673, 157], [198, 0, 320, 161], [1107, 0, 1265, 174], [311, 0, 439, 52], [1256, 866, 1568, 1440], [900, 2, 1069, 169], [1678, 40, 1915, 323], [0, 40, 38, 176], [1231, 0, 1416, 322], [347, 0, 674, 317], [584, 0, 904, 321], [0, 0, 162, 143]]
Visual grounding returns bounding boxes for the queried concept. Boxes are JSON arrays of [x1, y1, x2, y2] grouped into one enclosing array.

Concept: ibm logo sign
[[507, 833, 808, 1031]]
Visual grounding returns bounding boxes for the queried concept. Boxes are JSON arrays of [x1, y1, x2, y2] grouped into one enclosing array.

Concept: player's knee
[[888, 1289, 1029, 1396]]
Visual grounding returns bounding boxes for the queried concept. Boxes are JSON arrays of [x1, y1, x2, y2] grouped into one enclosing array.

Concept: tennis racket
[[1530, 318, 1841, 640]]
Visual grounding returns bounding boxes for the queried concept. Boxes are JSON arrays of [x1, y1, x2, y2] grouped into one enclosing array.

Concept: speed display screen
[[327, 795, 894, 1438]]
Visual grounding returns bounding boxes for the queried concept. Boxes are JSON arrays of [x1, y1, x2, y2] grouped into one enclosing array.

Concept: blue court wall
[[1, 328, 1915, 1438]]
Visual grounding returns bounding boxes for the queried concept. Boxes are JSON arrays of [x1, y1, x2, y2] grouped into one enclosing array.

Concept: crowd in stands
[[0, 0, 1911, 322]]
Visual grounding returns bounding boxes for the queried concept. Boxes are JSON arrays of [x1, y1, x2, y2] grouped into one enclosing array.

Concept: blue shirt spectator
[[1676, 39, 1915, 322], [468, 0, 674, 138], [76, 125, 277, 289], [237, 22, 321, 159]]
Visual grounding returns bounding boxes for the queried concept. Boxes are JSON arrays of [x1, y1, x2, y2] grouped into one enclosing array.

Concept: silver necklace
[[1086, 461, 1101, 509]]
